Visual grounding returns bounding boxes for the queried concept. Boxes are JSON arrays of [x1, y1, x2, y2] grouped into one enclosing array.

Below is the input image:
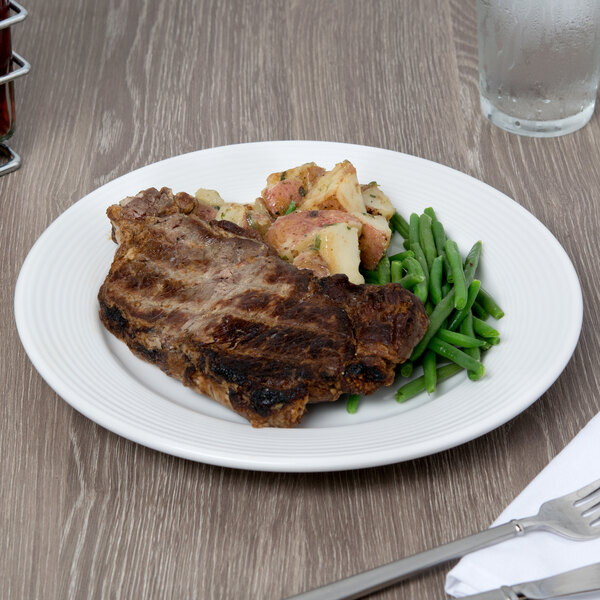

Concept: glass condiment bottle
[[0, 0, 15, 142]]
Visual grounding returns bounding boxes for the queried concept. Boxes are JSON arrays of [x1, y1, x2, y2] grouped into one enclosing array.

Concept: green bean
[[436, 328, 486, 348], [410, 288, 456, 360], [431, 220, 451, 276], [389, 250, 414, 262], [459, 311, 478, 344], [409, 213, 420, 248], [459, 312, 484, 381], [410, 242, 430, 286], [401, 273, 425, 289], [429, 255, 444, 304], [395, 363, 464, 403], [390, 212, 410, 239], [445, 239, 467, 310], [472, 316, 500, 339], [374, 255, 391, 285], [423, 350, 437, 394], [362, 269, 379, 284], [403, 255, 428, 303], [441, 281, 451, 297], [346, 394, 360, 414], [403, 256, 424, 277], [463, 241, 482, 284], [447, 279, 481, 331], [413, 283, 428, 304], [400, 361, 413, 378], [424, 207, 438, 222], [428, 337, 485, 378], [411, 237, 484, 361], [390, 260, 402, 284], [419, 213, 436, 269], [363, 257, 391, 285], [392, 262, 424, 289], [431, 219, 447, 257], [477, 287, 505, 320], [472, 300, 489, 320]]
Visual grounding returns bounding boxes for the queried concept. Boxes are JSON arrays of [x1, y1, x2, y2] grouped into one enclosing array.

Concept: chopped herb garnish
[[285, 201, 296, 215], [312, 234, 321, 251], [369, 194, 376, 198], [280, 171, 287, 181], [346, 394, 360, 414]]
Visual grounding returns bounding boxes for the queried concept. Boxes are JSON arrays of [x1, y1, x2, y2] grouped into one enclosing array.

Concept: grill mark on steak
[[98, 187, 429, 427]]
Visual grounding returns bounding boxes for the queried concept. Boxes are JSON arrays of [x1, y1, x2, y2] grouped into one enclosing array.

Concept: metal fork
[[286, 478, 600, 600]]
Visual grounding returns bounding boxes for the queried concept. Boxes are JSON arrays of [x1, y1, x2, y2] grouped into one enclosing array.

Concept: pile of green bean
[[359, 207, 504, 408]]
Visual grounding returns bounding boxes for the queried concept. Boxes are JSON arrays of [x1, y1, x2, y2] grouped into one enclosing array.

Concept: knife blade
[[460, 562, 600, 600]]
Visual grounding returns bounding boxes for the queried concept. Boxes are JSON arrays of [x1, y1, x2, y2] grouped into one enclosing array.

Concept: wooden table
[[3, 1, 599, 598]]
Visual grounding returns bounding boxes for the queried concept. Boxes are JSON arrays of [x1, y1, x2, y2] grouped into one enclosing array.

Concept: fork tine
[[570, 478, 600, 504], [583, 499, 600, 518]]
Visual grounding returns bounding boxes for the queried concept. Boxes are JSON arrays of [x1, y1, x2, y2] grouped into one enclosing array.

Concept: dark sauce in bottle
[[0, 0, 15, 142]]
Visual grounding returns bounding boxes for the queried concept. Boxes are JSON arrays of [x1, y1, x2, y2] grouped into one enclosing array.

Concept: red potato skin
[[266, 164, 326, 188], [358, 223, 389, 270], [263, 209, 388, 271], [264, 210, 361, 254], [261, 179, 304, 217]]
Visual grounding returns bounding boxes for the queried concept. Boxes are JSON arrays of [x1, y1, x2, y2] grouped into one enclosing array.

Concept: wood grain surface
[[2, 1, 600, 598]]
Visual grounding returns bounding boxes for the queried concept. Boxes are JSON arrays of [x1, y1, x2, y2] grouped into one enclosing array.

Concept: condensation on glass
[[477, 0, 600, 137]]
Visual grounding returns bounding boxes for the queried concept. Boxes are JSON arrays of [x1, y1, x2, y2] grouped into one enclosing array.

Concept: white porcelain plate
[[14, 141, 583, 472]]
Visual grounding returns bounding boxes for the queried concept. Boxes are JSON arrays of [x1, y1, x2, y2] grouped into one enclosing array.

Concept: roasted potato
[[195, 188, 226, 208], [264, 210, 367, 283], [361, 182, 395, 220], [216, 203, 250, 228], [299, 161, 366, 213], [351, 212, 392, 270], [292, 250, 331, 277], [245, 208, 272, 235], [261, 179, 304, 217], [266, 162, 326, 190], [318, 223, 364, 284], [264, 210, 361, 261], [255, 160, 399, 282], [261, 163, 327, 217]]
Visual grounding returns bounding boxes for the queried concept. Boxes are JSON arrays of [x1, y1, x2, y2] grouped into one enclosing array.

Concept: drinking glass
[[478, 0, 600, 137]]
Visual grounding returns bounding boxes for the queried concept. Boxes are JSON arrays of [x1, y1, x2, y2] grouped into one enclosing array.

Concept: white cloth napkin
[[445, 411, 600, 598]]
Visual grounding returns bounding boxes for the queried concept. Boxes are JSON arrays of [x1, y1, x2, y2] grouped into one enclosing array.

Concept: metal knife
[[461, 563, 600, 599]]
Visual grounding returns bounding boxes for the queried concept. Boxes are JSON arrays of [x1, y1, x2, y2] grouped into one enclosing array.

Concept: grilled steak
[[98, 187, 429, 427]]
